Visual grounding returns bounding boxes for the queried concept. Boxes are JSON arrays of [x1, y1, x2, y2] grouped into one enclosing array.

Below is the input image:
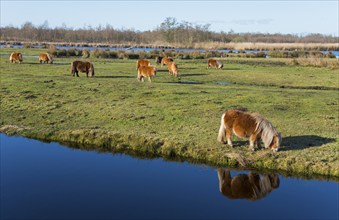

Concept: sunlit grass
[[0, 49, 338, 179]]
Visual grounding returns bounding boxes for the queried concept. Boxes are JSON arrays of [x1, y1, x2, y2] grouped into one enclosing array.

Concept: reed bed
[[2, 40, 338, 51]]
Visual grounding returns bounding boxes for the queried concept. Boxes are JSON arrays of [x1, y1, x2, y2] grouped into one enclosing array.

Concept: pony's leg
[[249, 134, 258, 151], [226, 128, 233, 147]]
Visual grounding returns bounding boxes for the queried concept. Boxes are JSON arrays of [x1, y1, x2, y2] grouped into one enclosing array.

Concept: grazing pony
[[155, 56, 163, 65], [161, 57, 174, 67], [217, 168, 279, 201], [167, 61, 178, 77], [136, 59, 151, 70], [9, 52, 23, 63], [137, 65, 157, 82], [217, 109, 281, 152], [39, 53, 54, 64], [71, 60, 95, 78], [208, 59, 223, 69]]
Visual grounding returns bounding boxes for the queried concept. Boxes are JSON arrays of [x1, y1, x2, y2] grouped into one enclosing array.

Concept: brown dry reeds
[[289, 56, 339, 68], [192, 42, 339, 51]]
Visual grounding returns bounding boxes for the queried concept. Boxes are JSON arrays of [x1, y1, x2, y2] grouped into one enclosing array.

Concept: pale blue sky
[[1, 0, 338, 36]]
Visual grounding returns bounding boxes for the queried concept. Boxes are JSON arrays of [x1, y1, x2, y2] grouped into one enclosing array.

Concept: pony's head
[[253, 114, 281, 152], [269, 133, 282, 152]]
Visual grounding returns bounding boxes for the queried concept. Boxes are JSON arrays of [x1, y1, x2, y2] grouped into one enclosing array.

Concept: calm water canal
[[1, 134, 338, 220]]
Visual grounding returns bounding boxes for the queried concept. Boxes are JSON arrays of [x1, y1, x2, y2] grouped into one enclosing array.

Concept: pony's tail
[[217, 112, 226, 143]]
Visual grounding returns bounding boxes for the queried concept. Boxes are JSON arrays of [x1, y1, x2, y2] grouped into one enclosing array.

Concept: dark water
[[1, 134, 338, 220]]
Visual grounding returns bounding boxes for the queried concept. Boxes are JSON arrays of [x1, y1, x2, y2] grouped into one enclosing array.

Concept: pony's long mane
[[251, 174, 274, 200], [46, 53, 53, 61], [252, 113, 279, 148]]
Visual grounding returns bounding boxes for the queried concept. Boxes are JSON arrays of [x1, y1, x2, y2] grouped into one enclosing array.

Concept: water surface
[[1, 134, 338, 219]]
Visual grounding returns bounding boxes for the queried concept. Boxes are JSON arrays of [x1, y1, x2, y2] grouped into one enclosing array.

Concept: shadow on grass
[[180, 73, 208, 77], [223, 68, 241, 70], [22, 62, 69, 66], [95, 75, 134, 79], [281, 135, 336, 151]]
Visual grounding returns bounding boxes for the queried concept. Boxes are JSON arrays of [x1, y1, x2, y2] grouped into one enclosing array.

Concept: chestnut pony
[[217, 109, 281, 152]]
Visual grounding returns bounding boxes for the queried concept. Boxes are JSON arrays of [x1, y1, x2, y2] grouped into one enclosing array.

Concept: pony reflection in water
[[217, 168, 279, 201]]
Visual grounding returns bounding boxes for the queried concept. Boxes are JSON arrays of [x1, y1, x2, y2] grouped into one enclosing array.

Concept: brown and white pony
[[39, 53, 53, 64], [9, 52, 23, 63], [136, 59, 151, 70], [167, 61, 178, 77], [161, 57, 174, 67], [208, 59, 223, 69], [137, 65, 157, 82], [217, 109, 281, 152], [217, 168, 279, 201], [71, 60, 95, 77]]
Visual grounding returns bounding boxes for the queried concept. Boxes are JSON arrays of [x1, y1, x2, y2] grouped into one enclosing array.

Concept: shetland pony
[[167, 61, 178, 77], [217, 168, 279, 201], [155, 56, 163, 65], [217, 109, 281, 151], [137, 65, 157, 82], [161, 57, 174, 67], [9, 52, 23, 63], [136, 59, 151, 70], [71, 60, 95, 77], [39, 53, 54, 64], [208, 59, 223, 69]]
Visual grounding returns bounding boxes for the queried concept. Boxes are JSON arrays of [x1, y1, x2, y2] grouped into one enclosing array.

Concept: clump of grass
[[82, 48, 90, 58], [288, 56, 339, 68]]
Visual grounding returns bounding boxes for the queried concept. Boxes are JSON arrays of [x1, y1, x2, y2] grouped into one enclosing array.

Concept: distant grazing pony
[[39, 53, 54, 64], [136, 59, 151, 70], [217, 109, 281, 152], [9, 52, 23, 63], [217, 168, 279, 201], [208, 59, 223, 69], [161, 57, 174, 67], [137, 65, 157, 82], [71, 60, 95, 78], [167, 61, 178, 77], [155, 56, 163, 65]]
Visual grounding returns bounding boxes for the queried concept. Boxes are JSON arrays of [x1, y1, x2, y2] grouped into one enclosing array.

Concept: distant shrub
[[82, 48, 90, 58], [125, 53, 139, 59], [57, 49, 67, 57], [190, 51, 205, 59], [326, 52, 336, 58], [255, 51, 267, 58], [136, 51, 149, 59], [109, 51, 118, 59], [23, 43, 33, 48], [90, 49, 111, 58], [67, 48, 79, 57], [47, 48, 58, 57], [116, 50, 126, 59]]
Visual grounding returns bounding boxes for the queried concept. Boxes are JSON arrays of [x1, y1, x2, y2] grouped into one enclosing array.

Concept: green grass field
[[1, 48, 338, 179]]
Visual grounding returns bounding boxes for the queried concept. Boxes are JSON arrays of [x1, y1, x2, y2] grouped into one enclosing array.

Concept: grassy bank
[[1, 48, 338, 180]]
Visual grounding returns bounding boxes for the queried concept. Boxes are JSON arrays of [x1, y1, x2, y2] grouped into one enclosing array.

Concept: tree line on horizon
[[1, 17, 338, 46]]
